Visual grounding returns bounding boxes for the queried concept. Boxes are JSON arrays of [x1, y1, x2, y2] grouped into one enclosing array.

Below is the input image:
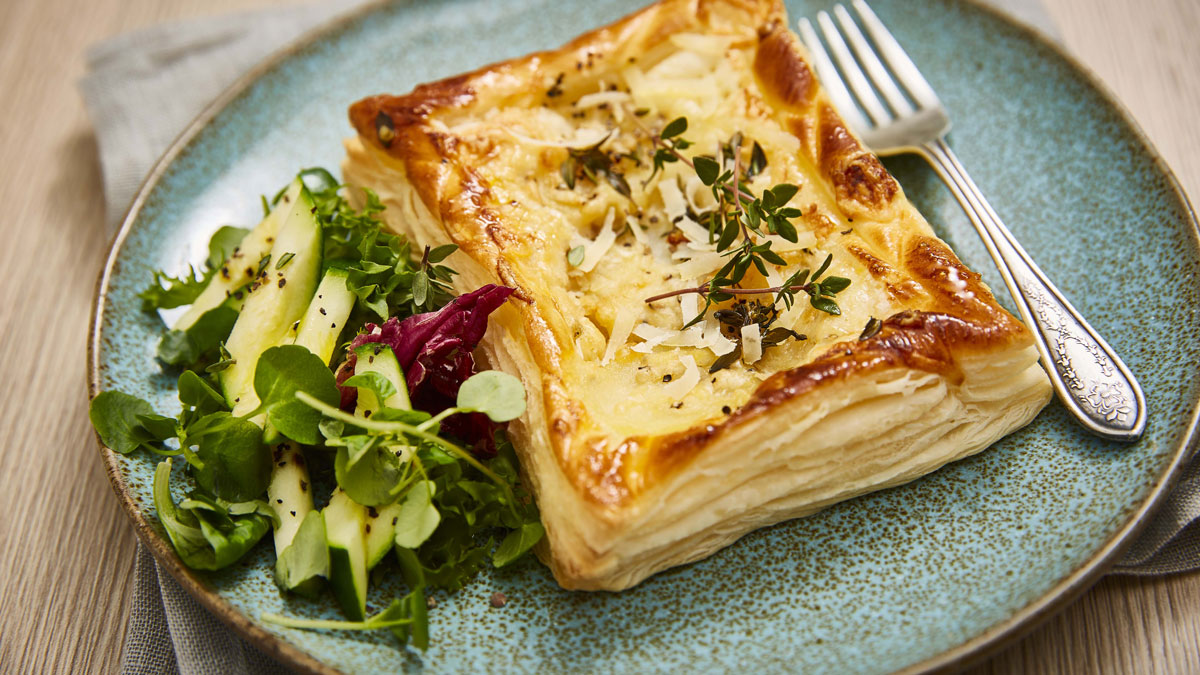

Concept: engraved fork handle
[[916, 138, 1146, 441]]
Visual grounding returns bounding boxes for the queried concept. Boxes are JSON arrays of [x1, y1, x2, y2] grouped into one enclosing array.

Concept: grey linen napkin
[[77, 1, 1180, 673]]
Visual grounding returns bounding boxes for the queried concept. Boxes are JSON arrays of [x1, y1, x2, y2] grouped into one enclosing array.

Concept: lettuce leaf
[[336, 285, 514, 455]]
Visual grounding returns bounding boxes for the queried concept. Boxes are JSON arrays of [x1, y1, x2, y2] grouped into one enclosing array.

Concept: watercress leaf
[[693, 155, 720, 186], [821, 276, 852, 294], [190, 412, 272, 502], [456, 371, 526, 422], [661, 116, 688, 139], [153, 460, 208, 555], [274, 510, 329, 598], [319, 418, 347, 441], [206, 226, 251, 271], [191, 505, 272, 570], [156, 330, 197, 367], [394, 481, 440, 549], [153, 459, 270, 570], [177, 370, 228, 414], [253, 345, 340, 445], [156, 305, 239, 367], [136, 413, 178, 444], [335, 440, 406, 507], [342, 372, 397, 407], [493, 521, 545, 568], [89, 391, 157, 455], [227, 499, 278, 525], [810, 295, 842, 315]]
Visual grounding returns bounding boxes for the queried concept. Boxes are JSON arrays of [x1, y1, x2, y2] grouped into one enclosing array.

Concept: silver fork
[[798, 0, 1145, 442]]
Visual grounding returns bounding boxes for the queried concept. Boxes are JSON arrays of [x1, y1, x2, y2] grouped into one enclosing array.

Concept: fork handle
[[918, 138, 1146, 441]]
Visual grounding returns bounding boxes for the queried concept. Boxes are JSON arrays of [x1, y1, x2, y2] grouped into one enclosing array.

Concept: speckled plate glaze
[[89, 0, 1200, 673]]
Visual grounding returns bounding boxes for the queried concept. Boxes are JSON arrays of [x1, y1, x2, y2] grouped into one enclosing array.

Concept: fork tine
[[815, 10, 891, 125], [832, 5, 914, 116], [850, 0, 941, 108], [796, 17, 872, 134]]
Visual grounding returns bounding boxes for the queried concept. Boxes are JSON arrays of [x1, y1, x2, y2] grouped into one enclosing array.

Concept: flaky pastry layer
[[342, 0, 1051, 590]]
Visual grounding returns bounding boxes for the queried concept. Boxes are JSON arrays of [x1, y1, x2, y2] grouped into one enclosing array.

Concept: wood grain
[[0, 0, 1195, 673]]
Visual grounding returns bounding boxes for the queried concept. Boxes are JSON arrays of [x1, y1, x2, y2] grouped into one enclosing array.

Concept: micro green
[[274, 511, 329, 598], [245, 345, 341, 445]]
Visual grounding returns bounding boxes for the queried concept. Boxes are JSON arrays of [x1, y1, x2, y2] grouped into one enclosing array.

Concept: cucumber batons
[[221, 180, 324, 415]]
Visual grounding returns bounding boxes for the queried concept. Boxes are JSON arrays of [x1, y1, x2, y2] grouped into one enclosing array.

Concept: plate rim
[[86, 1, 1200, 673]]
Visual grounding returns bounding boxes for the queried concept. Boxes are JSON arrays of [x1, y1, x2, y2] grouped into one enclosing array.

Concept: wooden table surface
[[2, 0, 1197, 672]]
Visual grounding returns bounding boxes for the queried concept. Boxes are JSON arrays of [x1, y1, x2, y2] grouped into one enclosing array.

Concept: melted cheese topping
[[423, 33, 915, 441]]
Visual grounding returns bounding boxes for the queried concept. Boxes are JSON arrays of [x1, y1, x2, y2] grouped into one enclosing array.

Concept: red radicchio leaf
[[336, 284, 515, 455]]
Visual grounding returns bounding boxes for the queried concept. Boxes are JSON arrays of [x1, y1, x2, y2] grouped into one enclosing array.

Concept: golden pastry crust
[[343, 0, 1051, 590]]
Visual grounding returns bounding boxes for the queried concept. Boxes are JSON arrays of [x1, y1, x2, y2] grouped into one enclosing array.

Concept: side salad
[[89, 169, 543, 649]]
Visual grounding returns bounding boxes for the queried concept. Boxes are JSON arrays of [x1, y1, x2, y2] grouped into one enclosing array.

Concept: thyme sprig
[[643, 117, 851, 327], [644, 251, 850, 319]]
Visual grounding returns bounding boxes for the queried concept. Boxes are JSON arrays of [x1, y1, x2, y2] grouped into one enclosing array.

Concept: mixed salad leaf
[[336, 285, 515, 455], [89, 169, 543, 651]]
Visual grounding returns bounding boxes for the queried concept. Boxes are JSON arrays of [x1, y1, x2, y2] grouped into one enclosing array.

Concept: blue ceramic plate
[[89, 0, 1200, 672]]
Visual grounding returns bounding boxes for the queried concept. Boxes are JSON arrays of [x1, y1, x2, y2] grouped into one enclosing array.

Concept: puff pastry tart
[[343, 0, 1052, 590]]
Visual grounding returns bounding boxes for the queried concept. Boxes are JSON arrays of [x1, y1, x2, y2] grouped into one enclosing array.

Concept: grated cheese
[[702, 314, 737, 356], [675, 251, 725, 280], [626, 215, 647, 245], [631, 323, 672, 353], [663, 354, 701, 400], [658, 178, 688, 223], [682, 173, 717, 215], [572, 208, 618, 273], [673, 216, 716, 249], [680, 294, 700, 325], [602, 305, 637, 365], [741, 323, 762, 364]]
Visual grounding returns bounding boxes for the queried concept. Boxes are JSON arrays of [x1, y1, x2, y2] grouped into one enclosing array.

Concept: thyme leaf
[[560, 135, 632, 199]]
